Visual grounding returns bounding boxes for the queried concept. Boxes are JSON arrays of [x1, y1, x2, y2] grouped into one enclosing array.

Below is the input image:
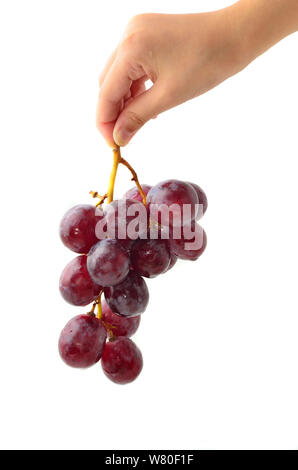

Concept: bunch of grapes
[[58, 149, 207, 385]]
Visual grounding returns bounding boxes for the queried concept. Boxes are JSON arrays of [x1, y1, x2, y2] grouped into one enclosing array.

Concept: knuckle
[[122, 14, 157, 53], [121, 31, 147, 55]]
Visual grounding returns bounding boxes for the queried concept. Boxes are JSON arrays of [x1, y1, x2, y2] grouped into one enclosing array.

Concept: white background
[[0, 0, 297, 450]]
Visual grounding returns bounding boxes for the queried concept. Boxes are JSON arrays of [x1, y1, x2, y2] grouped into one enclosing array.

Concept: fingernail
[[113, 128, 132, 147]]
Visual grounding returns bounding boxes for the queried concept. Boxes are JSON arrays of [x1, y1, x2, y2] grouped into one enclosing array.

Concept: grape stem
[[106, 145, 147, 206], [88, 301, 98, 316], [119, 156, 147, 206], [96, 291, 115, 340], [89, 191, 108, 207], [96, 290, 103, 319], [107, 147, 121, 204], [102, 321, 115, 341]]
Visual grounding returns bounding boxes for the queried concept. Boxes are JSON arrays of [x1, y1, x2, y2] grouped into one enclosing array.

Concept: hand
[[96, 10, 245, 147], [96, 2, 298, 147]]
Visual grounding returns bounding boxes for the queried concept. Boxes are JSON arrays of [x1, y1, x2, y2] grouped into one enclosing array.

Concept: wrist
[[230, 0, 298, 65]]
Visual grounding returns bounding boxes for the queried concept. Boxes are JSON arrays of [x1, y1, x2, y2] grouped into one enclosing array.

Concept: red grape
[[102, 300, 140, 337], [59, 255, 102, 306], [59, 314, 107, 368], [166, 252, 178, 272], [130, 239, 170, 278], [104, 199, 148, 245], [101, 337, 143, 384], [104, 271, 149, 317], [147, 179, 198, 227], [59, 204, 103, 254], [148, 222, 170, 240], [87, 239, 130, 287], [187, 182, 208, 218], [169, 222, 207, 261], [123, 184, 152, 203]]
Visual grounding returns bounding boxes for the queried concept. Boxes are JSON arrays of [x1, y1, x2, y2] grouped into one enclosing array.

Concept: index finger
[[96, 57, 144, 145]]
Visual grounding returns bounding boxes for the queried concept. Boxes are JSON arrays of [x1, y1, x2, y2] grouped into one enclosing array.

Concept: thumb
[[113, 82, 164, 146]]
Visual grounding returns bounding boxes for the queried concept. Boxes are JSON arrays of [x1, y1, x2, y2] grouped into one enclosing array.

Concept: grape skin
[[104, 271, 149, 317], [102, 300, 141, 337], [59, 255, 102, 306], [101, 337, 143, 384], [169, 222, 207, 261], [123, 184, 152, 203], [147, 179, 199, 227], [60, 204, 103, 254], [104, 198, 148, 244], [187, 182, 208, 218], [166, 252, 178, 272], [87, 239, 130, 287], [130, 239, 170, 278], [59, 314, 107, 368]]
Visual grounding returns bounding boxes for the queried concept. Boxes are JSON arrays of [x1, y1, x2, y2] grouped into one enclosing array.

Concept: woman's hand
[[96, 2, 298, 147]]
